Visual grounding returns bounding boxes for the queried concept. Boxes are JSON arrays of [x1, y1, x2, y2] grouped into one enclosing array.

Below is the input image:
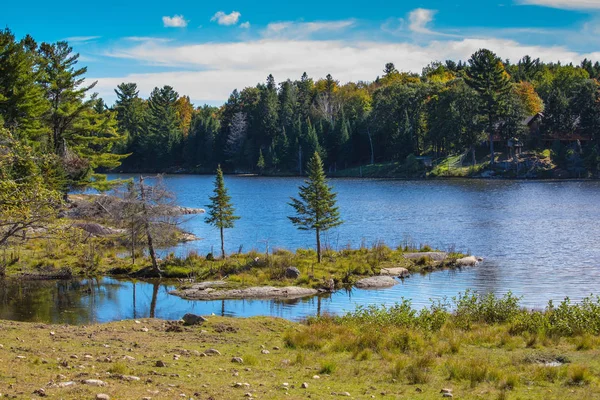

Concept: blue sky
[[3, 0, 600, 105]]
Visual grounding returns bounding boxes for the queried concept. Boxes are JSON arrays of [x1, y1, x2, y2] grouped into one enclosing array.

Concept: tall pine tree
[[206, 165, 240, 259]]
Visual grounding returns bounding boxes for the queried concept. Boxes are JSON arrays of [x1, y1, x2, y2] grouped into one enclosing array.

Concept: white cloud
[[64, 36, 101, 43], [263, 20, 355, 38], [211, 11, 241, 26], [408, 8, 436, 34], [162, 15, 188, 28], [96, 37, 600, 105], [518, 0, 600, 9], [124, 36, 173, 43], [240, 22, 251, 29]]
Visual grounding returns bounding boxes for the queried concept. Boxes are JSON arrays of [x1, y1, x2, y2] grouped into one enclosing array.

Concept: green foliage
[[289, 152, 342, 262], [205, 165, 240, 258]]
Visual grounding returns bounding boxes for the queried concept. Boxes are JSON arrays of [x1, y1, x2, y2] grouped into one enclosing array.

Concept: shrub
[[319, 360, 337, 374]]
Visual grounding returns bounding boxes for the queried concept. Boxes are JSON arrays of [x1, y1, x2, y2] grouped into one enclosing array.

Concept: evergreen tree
[[0, 29, 48, 142], [39, 41, 126, 189], [288, 152, 342, 263], [145, 86, 181, 166], [466, 49, 512, 165], [257, 149, 265, 173], [114, 82, 145, 158], [205, 165, 240, 259]]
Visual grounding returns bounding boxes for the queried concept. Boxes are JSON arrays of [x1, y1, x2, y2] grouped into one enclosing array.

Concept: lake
[[2, 176, 600, 323]]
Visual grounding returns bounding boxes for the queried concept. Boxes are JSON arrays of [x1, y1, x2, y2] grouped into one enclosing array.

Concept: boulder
[[182, 313, 208, 326], [284, 267, 301, 279], [380, 267, 410, 278], [355, 276, 398, 289], [455, 256, 480, 267]]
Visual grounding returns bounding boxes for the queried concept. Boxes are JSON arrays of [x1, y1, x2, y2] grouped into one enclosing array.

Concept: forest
[[2, 27, 600, 189]]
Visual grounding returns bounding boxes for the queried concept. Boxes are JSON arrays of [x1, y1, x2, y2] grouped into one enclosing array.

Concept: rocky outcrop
[[172, 285, 318, 300], [182, 313, 208, 326], [455, 256, 483, 267], [380, 267, 410, 278], [355, 276, 398, 289]]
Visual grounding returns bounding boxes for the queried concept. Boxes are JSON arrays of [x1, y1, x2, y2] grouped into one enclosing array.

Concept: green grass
[[3, 294, 600, 399]]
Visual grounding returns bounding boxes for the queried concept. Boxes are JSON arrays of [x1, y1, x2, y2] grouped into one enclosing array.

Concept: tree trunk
[[149, 281, 159, 318], [488, 116, 495, 166], [471, 146, 477, 166], [316, 228, 321, 263], [139, 176, 160, 275], [220, 226, 225, 259]]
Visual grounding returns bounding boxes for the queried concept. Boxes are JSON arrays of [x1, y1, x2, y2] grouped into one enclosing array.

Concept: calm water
[[3, 176, 600, 324]]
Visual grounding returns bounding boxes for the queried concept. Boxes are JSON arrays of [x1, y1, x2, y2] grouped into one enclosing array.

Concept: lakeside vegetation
[[3, 293, 600, 399]]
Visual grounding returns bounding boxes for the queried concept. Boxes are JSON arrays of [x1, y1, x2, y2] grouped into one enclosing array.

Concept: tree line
[[3, 26, 600, 185], [113, 52, 600, 174]]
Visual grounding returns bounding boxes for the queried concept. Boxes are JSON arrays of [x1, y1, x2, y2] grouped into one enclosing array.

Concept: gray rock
[[155, 360, 167, 367], [205, 349, 221, 356], [380, 267, 410, 278], [455, 256, 479, 267], [355, 276, 398, 289], [82, 379, 106, 387], [231, 357, 244, 364], [96, 394, 110, 400], [173, 286, 318, 300], [284, 267, 301, 279], [182, 313, 208, 326], [301, 382, 309, 389]]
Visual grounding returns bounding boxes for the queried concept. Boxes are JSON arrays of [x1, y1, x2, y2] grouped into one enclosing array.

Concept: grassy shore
[[2, 293, 600, 399], [3, 232, 466, 289]]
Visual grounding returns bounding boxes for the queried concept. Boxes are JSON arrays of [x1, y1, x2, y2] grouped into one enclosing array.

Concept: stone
[[379, 267, 410, 278], [312, 375, 320, 380], [440, 388, 453, 394], [355, 276, 398, 289], [33, 388, 46, 397], [301, 382, 309, 389], [455, 256, 479, 267], [272, 346, 280, 350], [155, 360, 167, 368], [205, 348, 221, 356], [231, 357, 244, 364], [55, 381, 76, 388], [442, 394, 453, 398], [96, 394, 110, 400], [173, 285, 318, 300], [182, 313, 208, 326], [261, 349, 270, 354], [244, 393, 253, 397], [284, 267, 301, 279], [82, 379, 107, 386], [141, 328, 149, 332], [123, 355, 135, 361], [120, 375, 141, 381]]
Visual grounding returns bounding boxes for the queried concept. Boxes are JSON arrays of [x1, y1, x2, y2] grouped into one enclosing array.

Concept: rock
[[120, 375, 141, 381], [301, 382, 309, 389], [272, 346, 280, 350], [96, 394, 110, 400], [440, 388, 453, 394], [182, 313, 208, 326], [122, 355, 135, 361], [82, 379, 107, 386], [380, 267, 410, 278], [355, 276, 398, 289], [140, 327, 149, 332], [16, 355, 26, 359], [312, 375, 320, 379], [332, 392, 351, 397], [455, 256, 479, 267], [231, 357, 244, 364], [403, 252, 448, 261], [70, 355, 78, 359], [33, 388, 46, 397], [442, 394, 453, 398], [261, 349, 270, 354], [172, 285, 319, 301], [55, 381, 76, 388], [155, 360, 167, 368], [84, 355, 94, 360], [284, 267, 301, 279], [205, 349, 221, 356]]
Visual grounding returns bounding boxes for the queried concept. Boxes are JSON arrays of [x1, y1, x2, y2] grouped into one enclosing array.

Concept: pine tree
[[205, 165, 240, 259], [0, 29, 48, 142], [465, 49, 512, 165], [39, 41, 126, 189], [145, 86, 181, 166], [288, 152, 342, 263], [257, 149, 265, 173]]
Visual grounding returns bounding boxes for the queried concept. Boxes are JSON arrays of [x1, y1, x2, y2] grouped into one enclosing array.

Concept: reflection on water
[[7, 176, 600, 324]]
